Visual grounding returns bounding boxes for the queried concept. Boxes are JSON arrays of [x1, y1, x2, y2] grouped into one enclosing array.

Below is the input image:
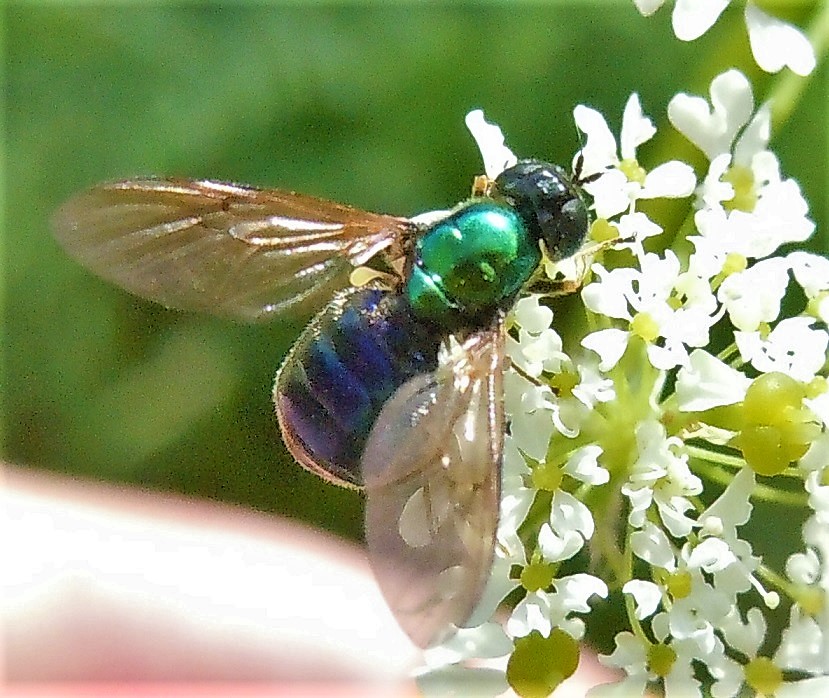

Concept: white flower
[[670, 70, 815, 267], [634, 1, 815, 76], [507, 573, 607, 640], [693, 161, 815, 261], [789, 251, 829, 298], [574, 94, 695, 218], [623, 579, 662, 619], [698, 469, 769, 606], [668, 69, 761, 162], [454, 90, 828, 694], [627, 520, 738, 636], [592, 623, 705, 697], [582, 249, 718, 371], [736, 317, 829, 382], [589, 631, 651, 697], [507, 326, 566, 378], [632, 0, 727, 41], [776, 604, 829, 675], [498, 436, 534, 562], [707, 608, 767, 697], [570, 357, 616, 409], [717, 256, 789, 331], [621, 421, 702, 536]]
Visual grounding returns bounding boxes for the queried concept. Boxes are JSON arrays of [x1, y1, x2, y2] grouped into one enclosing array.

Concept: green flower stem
[[690, 455, 807, 506], [686, 444, 746, 470], [755, 560, 800, 604], [622, 520, 650, 646], [715, 342, 741, 363]]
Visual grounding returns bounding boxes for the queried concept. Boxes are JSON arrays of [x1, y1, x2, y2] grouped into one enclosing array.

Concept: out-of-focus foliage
[[4, 5, 825, 541]]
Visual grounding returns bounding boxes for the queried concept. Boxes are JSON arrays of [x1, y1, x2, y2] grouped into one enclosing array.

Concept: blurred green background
[[5, 3, 826, 549]]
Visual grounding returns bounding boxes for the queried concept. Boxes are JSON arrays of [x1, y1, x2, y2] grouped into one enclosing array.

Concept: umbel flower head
[[425, 66, 828, 696]]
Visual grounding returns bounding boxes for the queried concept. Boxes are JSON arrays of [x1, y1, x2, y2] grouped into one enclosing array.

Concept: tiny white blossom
[[571, 358, 616, 409], [508, 574, 607, 640], [498, 436, 533, 561], [582, 250, 717, 370], [631, 521, 676, 568], [575, 94, 695, 218], [632, 0, 728, 42], [622, 421, 702, 536], [590, 631, 650, 697], [692, 170, 815, 261], [593, 623, 704, 697], [776, 604, 828, 675], [789, 251, 829, 298], [736, 317, 829, 382], [580, 328, 627, 372], [671, 70, 815, 268], [706, 608, 767, 697], [672, 0, 729, 41], [508, 326, 567, 378], [698, 469, 768, 606], [786, 547, 820, 586], [804, 401, 829, 437], [717, 256, 789, 331]]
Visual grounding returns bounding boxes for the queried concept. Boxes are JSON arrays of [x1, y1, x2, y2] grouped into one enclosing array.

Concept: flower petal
[[623, 579, 662, 619], [620, 94, 656, 160], [574, 104, 618, 176], [745, 3, 816, 76], [668, 69, 754, 160], [464, 109, 517, 179], [675, 349, 751, 412], [581, 328, 629, 371], [672, 0, 728, 41], [640, 160, 696, 199]]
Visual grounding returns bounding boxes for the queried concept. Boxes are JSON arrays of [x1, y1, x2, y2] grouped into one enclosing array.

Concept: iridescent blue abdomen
[[274, 286, 440, 487]]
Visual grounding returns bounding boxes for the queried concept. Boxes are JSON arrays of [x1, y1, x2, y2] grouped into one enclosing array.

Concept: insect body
[[53, 158, 590, 648]]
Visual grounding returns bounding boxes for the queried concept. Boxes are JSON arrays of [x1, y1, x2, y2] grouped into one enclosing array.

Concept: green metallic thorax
[[405, 201, 541, 329]]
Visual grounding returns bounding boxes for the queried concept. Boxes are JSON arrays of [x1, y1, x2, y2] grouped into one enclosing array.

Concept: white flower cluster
[[633, 0, 816, 76], [453, 61, 828, 695]]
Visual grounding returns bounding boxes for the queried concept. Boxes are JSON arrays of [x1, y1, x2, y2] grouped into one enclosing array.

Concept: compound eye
[[542, 197, 589, 261]]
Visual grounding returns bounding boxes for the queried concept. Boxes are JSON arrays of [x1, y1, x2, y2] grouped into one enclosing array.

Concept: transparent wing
[[361, 323, 505, 648], [52, 178, 414, 321]]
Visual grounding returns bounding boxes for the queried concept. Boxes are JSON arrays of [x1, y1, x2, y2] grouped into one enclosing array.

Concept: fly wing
[[52, 178, 414, 322], [361, 323, 505, 648]]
